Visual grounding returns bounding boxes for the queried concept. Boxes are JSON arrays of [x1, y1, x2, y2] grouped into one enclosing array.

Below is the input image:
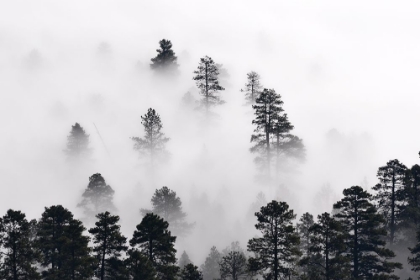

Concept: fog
[[1, 0, 420, 271]]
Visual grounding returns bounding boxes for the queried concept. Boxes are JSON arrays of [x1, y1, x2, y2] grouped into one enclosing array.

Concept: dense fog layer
[[1, 0, 420, 267]]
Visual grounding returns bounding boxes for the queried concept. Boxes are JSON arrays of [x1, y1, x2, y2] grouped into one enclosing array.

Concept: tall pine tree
[[150, 39, 179, 75], [242, 71, 262, 105], [64, 123, 91, 161], [193, 56, 225, 115], [334, 186, 402, 278], [201, 246, 221, 280]]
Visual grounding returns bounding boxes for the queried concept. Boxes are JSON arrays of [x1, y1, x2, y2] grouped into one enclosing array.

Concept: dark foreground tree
[[64, 123, 91, 161], [37, 205, 94, 280], [180, 263, 203, 280], [78, 173, 116, 218], [219, 251, 248, 280], [125, 248, 156, 280], [334, 186, 402, 279], [193, 56, 225, 115], [150, 39, 179, 75], [241, 71, 262, 105], [400, 164, 420, 238], [297, 212, 319, 279], [247, 200, 301, 279], [0, 210, 40, 280], [141, 186, 193, 237], [89, 212, 127, 280], [408, 230, 420, 274], [200, 246, 221, 280], [307, 212, 348, 280], [372, 159, 407, 246], [130, 213, 177, 279], [131, 108, 170, 167]]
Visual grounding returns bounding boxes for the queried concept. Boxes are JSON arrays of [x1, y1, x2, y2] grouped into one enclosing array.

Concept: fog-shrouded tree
[[307, 212, 348, 280], [130, 213, 178, 280], [250, 88, 283, 177], [36, 205, 94, 280], [201, 246, 222, 280], [219, 251, 248, 280], [78, 173, 116, 219], [372, 159, 407, 246], [141, 186, 193, 237], [64, 122, 92, 161], [150, 39, 179, 75], [193, 56, 225, 115], [131, 108, 170, 168], [241, 71, 262, 105], [180, 263, 203, 280], [247, 200, 301, 280], [126, 248, 156, 280], [0, 209, 40, 280], [178, 251, 192, 269], [296, 212, 319, 279], [89, 212, 128, 280], [333, 186, 402, 279]]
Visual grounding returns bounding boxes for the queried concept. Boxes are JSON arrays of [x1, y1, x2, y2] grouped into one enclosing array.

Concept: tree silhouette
[[200, 246, 221, 280], [219, 251, 248, 280], [64, 123, 91, 161], [193, 56, 225, 115], [131, 108, 170, 168], [78, 173, 116, 219], [372, 159, 407, 245], [125, 248, 156, 280], [180, 263, 203, 280], [89, 212, 127, 280], [242, 71, 262, 105], [141, 186, 193, 237], [0, 209, 40, 280], [150, 39, 179, 75], [334, 186, 402, 278], [247, 200, 301, 279], [130, 213, 178, 279]]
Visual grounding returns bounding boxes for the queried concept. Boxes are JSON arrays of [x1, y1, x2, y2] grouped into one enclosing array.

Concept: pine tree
[[78, 173, 116, 219], [130, 213, 178, 280], [131, 108, 170, 167], [372, 159, 407, 245], [36, 205, 94, 280], [401, 164, 420, 237], [247, 200, 301, 280], [333, 186, 402, 278], [150, 39, 179, 75], [242, 71, 262, 105], [408, 230, 420, 274], [297, 212, 319, 279], [193, 56, 225, 115], [141, 186, 193, 237], [178, 251, 192, 269], [250, 88, 283, 177], [89, 212, 128, 280], [307, 212, 348, 280], [200, 246, 221, 280], [64, 123, 91, 161], [0, 210, 40, 280], [219, 251, 248, 280], [125, 249, 156, 280], [180, 263, 203, 280]]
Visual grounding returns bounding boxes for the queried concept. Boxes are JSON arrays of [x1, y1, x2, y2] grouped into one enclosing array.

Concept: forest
[[1, 37, 420, 280]]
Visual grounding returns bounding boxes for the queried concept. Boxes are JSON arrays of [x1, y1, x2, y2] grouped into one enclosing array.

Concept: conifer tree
[[78, 173, 116, 218], [37, 205, 94, 280], [307, 212, 348, 280], [408, 230, 420, 274], [250, 89, 283, 177], [130, 213, 178, 279], [0, 210, 40, 280], [89, 212, 127, 280], [297, 212, 319, 279], [200, 246, 221, 280], [131, 108, 170, 167], [125, 249, 156, 280], [193, 56, 225, 115], [64, 123, 91, 161], [180, 263, 203, 280], [178, 251, 192, 269], [401, 164, 420, 236], [141, 186, 193, 237], [150, 39, 179, 74], [219, 251, 248, 280], [242, 71, 262, 105], [333, 186, 402, 278], [247, 200, 301, 279], [372, 159, 407, 245]]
